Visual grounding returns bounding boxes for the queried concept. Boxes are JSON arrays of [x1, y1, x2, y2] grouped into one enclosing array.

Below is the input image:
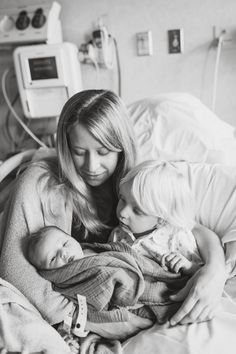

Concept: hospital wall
[[0, 0, 236, 158]]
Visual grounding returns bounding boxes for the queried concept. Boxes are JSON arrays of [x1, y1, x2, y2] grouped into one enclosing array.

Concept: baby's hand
[[161, 252, 195, 274]]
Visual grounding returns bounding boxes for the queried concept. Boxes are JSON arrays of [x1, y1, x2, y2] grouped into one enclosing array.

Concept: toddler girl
[[109, 160, 222, 275]]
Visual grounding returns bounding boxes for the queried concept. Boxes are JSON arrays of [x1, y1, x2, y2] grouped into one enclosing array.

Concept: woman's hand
[[169, 263, 227, 326], [86, 312, 153, 341]]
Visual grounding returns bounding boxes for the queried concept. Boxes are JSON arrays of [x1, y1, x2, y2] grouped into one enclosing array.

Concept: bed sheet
[[123, 276, 236, 354], [0, 277, 70, 353], [128, 93, 236, 166]]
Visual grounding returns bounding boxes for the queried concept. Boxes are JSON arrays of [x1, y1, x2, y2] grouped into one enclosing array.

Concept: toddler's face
[[36, 229, 84, 269], [117, 181, 157, 234]]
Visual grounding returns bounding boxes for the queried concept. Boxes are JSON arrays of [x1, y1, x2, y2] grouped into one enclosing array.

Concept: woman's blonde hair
[[120, 160, 195, 230], [53, 90, 137, 235]]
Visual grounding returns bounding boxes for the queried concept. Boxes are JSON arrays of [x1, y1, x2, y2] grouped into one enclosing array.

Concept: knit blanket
[[40, 242, 189, 324]]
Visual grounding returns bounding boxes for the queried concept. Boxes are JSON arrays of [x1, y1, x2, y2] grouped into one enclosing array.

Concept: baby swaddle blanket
[[40, 242, 189, 324]]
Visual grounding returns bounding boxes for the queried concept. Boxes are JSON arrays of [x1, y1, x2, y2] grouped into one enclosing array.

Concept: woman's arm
[[0, 165, 73, 324], [193, 223, 225, 268], [169, 223, 227, 325]]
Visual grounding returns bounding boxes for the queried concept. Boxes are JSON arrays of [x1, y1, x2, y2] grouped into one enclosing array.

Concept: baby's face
[[36, 229, 84, 269]]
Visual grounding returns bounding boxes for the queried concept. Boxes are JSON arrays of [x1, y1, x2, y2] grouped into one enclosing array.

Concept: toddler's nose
[[120, 214, 126, 221], [119, 206, 130, 219]]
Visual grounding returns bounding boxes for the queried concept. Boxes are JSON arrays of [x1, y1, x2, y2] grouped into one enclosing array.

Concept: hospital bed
[[1, 92, 236, 353]]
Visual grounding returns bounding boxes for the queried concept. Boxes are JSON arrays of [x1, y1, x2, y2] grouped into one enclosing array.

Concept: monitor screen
[[28, 57, 58, 80]]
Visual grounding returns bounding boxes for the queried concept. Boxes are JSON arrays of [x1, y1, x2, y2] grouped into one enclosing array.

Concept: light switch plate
[[136, 30, 153, 56]]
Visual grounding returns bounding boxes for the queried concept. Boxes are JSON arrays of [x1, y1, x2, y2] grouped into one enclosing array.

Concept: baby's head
[[117, 160, 195, 234], [27, 225, 84, 270]]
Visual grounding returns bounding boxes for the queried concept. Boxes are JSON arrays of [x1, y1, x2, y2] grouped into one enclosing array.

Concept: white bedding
[[1, 273, 236, 353], [128, 93, 236, 165], [123, 277, 236, 354], [0, 277, 70, 353]]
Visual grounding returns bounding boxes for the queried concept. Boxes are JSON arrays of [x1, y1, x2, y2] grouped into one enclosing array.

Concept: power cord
[[87, 42, 100, 87], [1, 68, 47, 148], [4, 92, 19, 149], [79, 31, 122, 97], [79, 42, 100, 87]]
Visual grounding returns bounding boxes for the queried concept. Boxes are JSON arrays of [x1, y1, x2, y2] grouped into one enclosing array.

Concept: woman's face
[[69, 124, 119, 187]]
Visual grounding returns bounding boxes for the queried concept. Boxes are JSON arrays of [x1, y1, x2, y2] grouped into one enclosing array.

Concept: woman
[[0, 90, 227, 339]]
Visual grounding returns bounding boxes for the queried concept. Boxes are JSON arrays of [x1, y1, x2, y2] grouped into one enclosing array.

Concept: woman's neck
[[91, 178, 118, 228], [92, 177, 113, 192]]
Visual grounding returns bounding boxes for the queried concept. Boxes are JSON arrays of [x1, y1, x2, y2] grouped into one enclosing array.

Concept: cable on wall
[[1, 68, 47, 148], [78, 42, 100, 87], [211, 31, 226, 112], [113, 37, 121, 97], [87, 43, 100, 87], [200, 41, 215, 102], [79, 27, 121, 97]]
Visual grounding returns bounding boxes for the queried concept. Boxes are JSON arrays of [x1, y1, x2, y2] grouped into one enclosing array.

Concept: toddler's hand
[[161, 252, 194, 274]]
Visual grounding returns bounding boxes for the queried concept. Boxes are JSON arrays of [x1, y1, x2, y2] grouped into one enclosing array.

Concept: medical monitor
[[28, 57, 58, 80], [14, 42, 83, 118]]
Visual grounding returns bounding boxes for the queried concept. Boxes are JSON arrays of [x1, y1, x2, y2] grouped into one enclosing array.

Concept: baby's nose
[[59, 249, 67, 259]]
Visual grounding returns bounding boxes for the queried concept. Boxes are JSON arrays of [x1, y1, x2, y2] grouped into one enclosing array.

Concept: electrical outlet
[[213, 26, 236, 46], [168, 29, 183, 54]]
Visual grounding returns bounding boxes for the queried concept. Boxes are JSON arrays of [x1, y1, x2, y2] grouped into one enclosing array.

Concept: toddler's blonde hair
[[120, 160, 196, 230]]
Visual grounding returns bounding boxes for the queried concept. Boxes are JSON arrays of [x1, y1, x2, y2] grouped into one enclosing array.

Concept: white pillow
[[127, 93, 236, 165]]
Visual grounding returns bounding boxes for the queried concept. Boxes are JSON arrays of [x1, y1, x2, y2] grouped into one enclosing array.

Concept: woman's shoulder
[[18, 163, 50, 186], [21, 162, 48, 177], [17, 149, 56, 178], [15, 156, 59, 195]]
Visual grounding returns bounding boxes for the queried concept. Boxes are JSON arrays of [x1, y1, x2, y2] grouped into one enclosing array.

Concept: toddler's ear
[[157, 217, 166, 227]]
